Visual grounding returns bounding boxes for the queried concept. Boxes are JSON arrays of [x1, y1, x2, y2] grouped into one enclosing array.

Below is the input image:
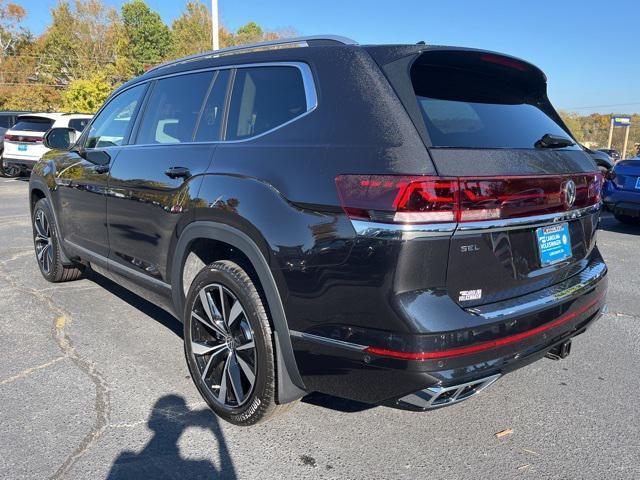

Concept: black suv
[[29, 36, 607, 426]]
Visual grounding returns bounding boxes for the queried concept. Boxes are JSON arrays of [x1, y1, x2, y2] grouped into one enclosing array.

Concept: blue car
[[603, 158, 640, 224]]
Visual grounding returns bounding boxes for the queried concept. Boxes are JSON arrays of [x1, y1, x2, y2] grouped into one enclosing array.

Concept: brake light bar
[[364, 293, 604, 360], [335, 173, 602, 224], [4, 134, 44, 143]]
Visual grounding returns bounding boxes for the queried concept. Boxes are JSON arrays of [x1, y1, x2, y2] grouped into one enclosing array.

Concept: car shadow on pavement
[[87, 271, 183, 337], [599, 214, 640, 235], [106, 394, 237, 480], [302, 392, 376, 413]]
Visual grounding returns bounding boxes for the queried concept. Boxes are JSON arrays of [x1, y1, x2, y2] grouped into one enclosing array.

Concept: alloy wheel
[[34, 210, 53, 275], [190, 283, 257, 408]]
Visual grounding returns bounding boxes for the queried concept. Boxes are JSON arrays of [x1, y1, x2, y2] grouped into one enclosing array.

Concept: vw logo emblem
[[564, 180, 577, 208]]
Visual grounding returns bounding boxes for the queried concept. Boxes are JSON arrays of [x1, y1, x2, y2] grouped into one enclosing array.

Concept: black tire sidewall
[[32, 198, 62, 281], [184, 262, 275, 425]]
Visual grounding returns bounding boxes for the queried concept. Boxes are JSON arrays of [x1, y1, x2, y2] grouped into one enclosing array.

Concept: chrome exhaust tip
[[397, 374, 501, 410]]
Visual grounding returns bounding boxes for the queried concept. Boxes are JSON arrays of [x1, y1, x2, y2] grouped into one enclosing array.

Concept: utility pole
[[211, 0, 219, 50], [607, 117, 614, 149], [622, 124, 631, 159]]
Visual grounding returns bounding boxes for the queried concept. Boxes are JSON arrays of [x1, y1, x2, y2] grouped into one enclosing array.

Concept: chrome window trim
[[112, 62, 317, 147], [350, 204, 601, 239], [289, 330, 367, 352], [467, 259, 607, 321]]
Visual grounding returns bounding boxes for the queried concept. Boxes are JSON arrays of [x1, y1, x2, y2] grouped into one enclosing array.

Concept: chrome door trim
[[65, 239, 172, 291]]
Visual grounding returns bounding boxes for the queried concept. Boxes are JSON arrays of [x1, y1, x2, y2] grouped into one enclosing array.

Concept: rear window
[[411, 63, 575, 149], [11, 117, 54, 133]]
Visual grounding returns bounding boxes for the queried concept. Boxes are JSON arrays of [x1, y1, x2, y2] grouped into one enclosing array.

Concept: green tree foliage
[[121, 0, 173, 75], [171, 1, 211, 58], [234, 21, 263, 45], [0, 0, 291, 113], [560, 111, 640, 157], [38, 1, 121, 87], [62, 73, 112, 112]]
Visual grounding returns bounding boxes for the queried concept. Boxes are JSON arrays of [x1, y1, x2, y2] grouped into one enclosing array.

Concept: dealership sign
[[612, 116, 631, 127]]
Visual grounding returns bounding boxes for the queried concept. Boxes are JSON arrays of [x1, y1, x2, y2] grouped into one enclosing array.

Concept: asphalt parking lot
[[1, 177, 639, 480]]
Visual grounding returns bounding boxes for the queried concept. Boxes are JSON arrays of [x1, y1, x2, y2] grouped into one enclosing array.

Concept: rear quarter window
[[226, 66, 307, 140]]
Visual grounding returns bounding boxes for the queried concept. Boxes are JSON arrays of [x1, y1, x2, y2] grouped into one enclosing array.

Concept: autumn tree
[[121, 0, 173, 75], [38, 1, 121, 86], [171, 1, 211, 58]]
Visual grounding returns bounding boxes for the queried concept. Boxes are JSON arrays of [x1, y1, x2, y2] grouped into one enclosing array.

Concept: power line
[[565, 102, 640, 110]]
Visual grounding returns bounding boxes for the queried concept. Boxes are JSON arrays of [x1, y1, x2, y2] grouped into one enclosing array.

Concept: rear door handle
[[164, 166, 191, 179]]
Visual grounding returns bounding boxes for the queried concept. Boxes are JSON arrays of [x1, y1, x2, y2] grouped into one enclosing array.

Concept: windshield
[[411, 63, 576, 149]]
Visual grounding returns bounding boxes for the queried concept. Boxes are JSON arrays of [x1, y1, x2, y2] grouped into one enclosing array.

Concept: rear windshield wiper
[[535, 134, 575, 149]]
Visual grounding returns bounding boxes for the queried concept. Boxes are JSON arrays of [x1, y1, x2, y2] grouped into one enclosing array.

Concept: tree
[[233, 21, 263, 45], [0, 1, 28, 84], [38, 0, 121, 86], [171, 1, 211, 58], [62, 73, 111, 112], [0, 0, 26, 54], [121, 0, 173, 75]]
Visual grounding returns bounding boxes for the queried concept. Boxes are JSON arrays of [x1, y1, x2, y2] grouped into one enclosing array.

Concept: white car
[[1, 113, 92, 176]]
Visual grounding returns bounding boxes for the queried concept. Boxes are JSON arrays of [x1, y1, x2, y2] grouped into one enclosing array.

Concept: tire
[[184, 260, 290, 426], [32, 198, 84, 282], [614, 213, 640, 225]]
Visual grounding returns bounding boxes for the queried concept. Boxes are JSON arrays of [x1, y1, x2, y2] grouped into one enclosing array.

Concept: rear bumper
[[605, 201, 640, 218], [2, 157, 37, 172], [290, 255, 607, 405], [603, 186, 640, 216]]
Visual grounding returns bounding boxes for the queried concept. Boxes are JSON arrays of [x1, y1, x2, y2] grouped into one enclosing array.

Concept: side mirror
[[43, 127, 78, 151]]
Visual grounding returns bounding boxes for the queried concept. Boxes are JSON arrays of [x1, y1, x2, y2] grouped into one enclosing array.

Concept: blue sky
[[17, 0, 640, 114]]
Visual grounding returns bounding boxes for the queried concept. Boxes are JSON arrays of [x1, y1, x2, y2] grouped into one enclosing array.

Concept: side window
[[68, 118, 90, 133], [226, 66, 307, 140], [136, 72, 213, 145], [85, 84, 146, 149], [0, 115, 13, 129], [194, 70, 230, 142]]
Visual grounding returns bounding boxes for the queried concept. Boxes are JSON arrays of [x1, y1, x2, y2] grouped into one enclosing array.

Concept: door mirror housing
[[43, 127, 79, 151]]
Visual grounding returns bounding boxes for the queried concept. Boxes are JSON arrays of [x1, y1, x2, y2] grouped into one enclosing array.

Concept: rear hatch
[[3, 116, 53, 159], [408, 50, 602, 307]]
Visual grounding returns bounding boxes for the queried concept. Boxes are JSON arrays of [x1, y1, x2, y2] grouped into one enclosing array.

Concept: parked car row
[[0, 112, 92, 177]]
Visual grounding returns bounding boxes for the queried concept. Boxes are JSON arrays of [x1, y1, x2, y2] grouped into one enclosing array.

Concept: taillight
[[335, 175, 458, 224], [4, 134, 43, 143], [336, 173, 603, 224]]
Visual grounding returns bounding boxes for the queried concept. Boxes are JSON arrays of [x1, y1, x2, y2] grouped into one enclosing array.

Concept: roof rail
[[148, 35, 358, 73]]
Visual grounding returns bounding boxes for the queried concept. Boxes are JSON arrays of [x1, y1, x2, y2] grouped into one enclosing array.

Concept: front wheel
[[184, 260, 290, 426]]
